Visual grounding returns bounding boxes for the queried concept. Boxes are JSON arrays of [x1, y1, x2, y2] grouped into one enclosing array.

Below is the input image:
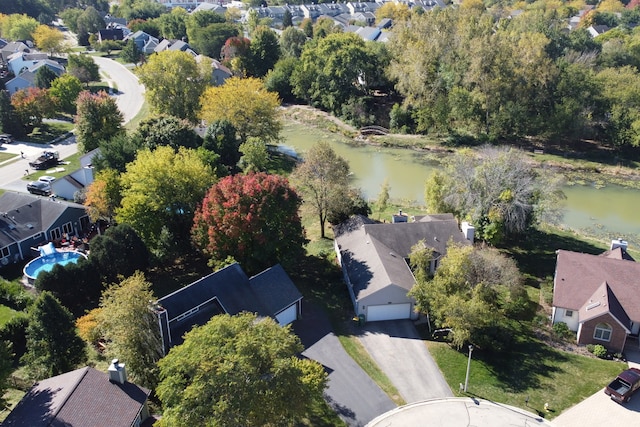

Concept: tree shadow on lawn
[[476, 328, 569, 394], [499, 227, 605, 281]]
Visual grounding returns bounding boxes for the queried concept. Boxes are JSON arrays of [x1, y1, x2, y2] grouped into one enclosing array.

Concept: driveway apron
[[357, 320, 452, 404], [294, 302, 396, 426]]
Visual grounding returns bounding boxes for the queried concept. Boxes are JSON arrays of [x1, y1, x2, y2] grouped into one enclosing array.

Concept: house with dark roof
[[124, 30, 159, 54], [552, 240, 640, 353], [155, 263, 302, 354], [97, 28, 124, 43], [3, 360, 151, 427], [0, 193, 90, 266], [334, 213, 474, 322]]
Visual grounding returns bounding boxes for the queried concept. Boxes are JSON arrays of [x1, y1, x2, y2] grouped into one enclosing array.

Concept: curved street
[[92, 56, 145, 125]]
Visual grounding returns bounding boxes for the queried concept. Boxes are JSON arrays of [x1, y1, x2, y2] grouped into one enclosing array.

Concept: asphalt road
[[92, 56, 144, 124], [293, 302, 396, 426], [357, 320, 453, 403]]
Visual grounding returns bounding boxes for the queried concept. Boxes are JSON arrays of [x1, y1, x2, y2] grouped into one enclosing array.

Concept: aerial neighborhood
[[0, 0, 640, 425]]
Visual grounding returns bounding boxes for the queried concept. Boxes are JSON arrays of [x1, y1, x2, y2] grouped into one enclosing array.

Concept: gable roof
[[28, 59, 65, 76], [0, 193, 87, 247], [249, 264, 302, 315], [554, 250, 640, 322], [2, 366, 149, 427], [578, 281, 631, 331], [335, 214, 470, 300]]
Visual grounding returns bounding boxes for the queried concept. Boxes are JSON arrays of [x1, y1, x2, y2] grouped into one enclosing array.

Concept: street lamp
[[464, 344, 474, 393]]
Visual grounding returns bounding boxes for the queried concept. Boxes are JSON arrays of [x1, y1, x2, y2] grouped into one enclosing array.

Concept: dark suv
[[27, 181, 51, 196]]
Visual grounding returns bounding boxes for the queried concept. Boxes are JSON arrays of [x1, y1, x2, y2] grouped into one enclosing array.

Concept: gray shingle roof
[[3, 366, 149, 427], [0, 193, 86, 247], [249, 264, 302, 315]]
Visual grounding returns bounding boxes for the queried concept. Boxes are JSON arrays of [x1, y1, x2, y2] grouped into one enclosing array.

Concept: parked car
[[38, 176, 56, 185], [26, 181, 51, 196], [605, 368, 640, 403], [29, 151, 59, 170], [0, 134, 12, 144]]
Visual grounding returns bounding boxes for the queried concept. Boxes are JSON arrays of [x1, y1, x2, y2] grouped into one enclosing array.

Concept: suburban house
[[552, 240, 640, 353], [1, 41, 29, 63], [2, 360, 151, 427], [197, 55, 233, 86], [124, 30, 159, 54], [97, 28, 124, 43], [334, 213, 474, 322], [0, 193, 90, 266], [7, 51, 48, 76], [6, 59, 65, 94], [154, 263, 302, 355], [154, 39, 197, 56]]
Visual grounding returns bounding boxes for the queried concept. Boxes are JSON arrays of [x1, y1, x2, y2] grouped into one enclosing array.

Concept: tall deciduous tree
[[0, 340, 13, 405], [94, 134, 139, 173], [280, 27, 307, 58], [89, 224, 149, 283], [202, 119, 240, 173], [84, 168, 122, 222], [137, 50, 207, 123], [67, 54, 100, 85], [199, 77, 281, 143], [97, 272, 162, 388], [49, 74, 83, 114], [156, 313, 327, 427], [75, 90, 124, 153], [1, 13, 39, 40], [120, 39, 142, 64], [409, 244, 525, 349], [33, 24, 66, 54], [116, 146, 215, 260], [34, 66, 58, 89], [76, 6, 104, 46], [21, 291, 86, 380], [425, 146, 564, 244], [292, 32, 371, 114], [192, 172, 305, 273], [132, 115, 202, 151], [11, 87, 56, 132], [249, 25, 280, 77], [290, 141, 351, 238], [0, 90, 19, 136]]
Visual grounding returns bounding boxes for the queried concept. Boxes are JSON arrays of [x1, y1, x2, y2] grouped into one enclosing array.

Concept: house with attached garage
[[333, 212, 474, 322], [0, 193, 90, 266], [2, 359, 152, 427], [552, 240, 640, 353], [154, 262, 302, 355]]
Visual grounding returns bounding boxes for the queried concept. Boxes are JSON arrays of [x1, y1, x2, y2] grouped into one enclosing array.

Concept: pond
[[280, 122, 640, 246]]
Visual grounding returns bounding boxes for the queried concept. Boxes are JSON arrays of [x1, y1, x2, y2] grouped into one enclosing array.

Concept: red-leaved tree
[[11, 87, 56, 132], [192, 172, 306, 274]]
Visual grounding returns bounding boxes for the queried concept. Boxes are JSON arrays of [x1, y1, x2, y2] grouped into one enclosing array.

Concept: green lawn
[[427, 338, 625, 418], [21, 122, 74, 144], [22, 152, 82, 184], [0, 305, 17, 327]]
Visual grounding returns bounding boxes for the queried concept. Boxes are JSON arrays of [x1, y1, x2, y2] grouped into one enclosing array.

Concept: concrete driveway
[[357, 320, 452, 403], [553, 387, 640, 427], [293, 302, 396, 426]]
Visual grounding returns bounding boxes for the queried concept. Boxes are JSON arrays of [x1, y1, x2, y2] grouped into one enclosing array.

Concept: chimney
[[610, 238, 628, 251], [108, 359, 127, 385], [461, 222, 475, 242]]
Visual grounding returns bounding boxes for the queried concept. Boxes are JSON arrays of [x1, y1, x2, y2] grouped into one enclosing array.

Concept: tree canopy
[[425, 146, 564, 244], [156, 313, 327, 427], [89, 224, 149, 283], [137, 50, 208, 123], [199, 77, 282, 143], [290, 141, 351, 238], [116, 146, 216, 260], [97, 272, 162, 388], [409, 244, 529, 350], [75, 90, 124, 153], [192, 172, 305, 273], [132, 115, 203, 151], [21, 292, 86, 380]]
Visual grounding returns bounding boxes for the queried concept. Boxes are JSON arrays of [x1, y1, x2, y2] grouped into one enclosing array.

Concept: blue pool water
[[23, 251, 86, 282]]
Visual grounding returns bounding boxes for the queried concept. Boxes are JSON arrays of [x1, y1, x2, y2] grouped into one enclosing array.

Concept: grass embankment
[[21, 121, 74, 144]]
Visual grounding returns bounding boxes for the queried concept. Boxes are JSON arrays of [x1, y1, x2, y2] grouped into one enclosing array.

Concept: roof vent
[[586, 301, 601, 311]]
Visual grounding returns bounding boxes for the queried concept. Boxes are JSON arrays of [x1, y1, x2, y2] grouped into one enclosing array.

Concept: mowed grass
[[427, 339, 625, 418], [21, 121, 74, 144], [0, 305, 18, 327]]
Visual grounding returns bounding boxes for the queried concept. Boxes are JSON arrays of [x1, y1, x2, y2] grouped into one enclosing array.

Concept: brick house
[[552, 240, 640, 353]]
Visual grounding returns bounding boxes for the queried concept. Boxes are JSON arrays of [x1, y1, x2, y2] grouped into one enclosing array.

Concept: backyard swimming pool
[[23, 248, 87, 284]]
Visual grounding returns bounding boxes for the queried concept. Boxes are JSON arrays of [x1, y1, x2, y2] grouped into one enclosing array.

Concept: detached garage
[[334, 214, 472, 323]]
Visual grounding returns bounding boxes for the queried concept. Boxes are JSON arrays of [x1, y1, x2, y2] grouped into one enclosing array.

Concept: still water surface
[[280, 122, 640, 245]]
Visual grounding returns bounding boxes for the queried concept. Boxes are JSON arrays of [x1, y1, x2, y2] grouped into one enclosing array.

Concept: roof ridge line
[[48, 367, 90, 424]]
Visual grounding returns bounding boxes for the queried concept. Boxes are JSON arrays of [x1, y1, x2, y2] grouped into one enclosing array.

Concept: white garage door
[[275, 304, 298, 326], [367, 303, 411, 322]]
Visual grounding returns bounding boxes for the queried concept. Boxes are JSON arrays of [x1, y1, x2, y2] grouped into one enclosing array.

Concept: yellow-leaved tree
[[199, 77, 281, 143], [33, 25, 66, 55]]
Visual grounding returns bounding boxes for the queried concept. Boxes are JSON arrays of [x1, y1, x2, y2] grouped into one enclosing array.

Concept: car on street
[[0, 134, 13, 144], [26, 181, 51, 196]]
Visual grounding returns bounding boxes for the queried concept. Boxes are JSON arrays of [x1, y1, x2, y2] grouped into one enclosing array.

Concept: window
[[62, 222, 73, 235], [594, 323, 612, 342], [50, 227, 61, 240], [565, 309, 573, 317], [32, 233, 41, 240], [0, 247, 8, 258]]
